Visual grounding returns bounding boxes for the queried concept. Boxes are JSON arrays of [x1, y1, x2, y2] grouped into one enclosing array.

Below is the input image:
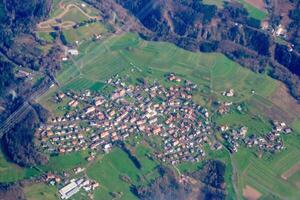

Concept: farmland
[[24, 183, 58, 200], [203, 0, 268, 21], [36, 32, 300, 199], [87, 147, 159, 200]]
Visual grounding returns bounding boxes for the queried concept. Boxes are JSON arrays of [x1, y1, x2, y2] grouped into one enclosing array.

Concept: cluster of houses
[[221, 120, 292, 154], [36, 73, 294, 171], [37, 75, 214, 165]]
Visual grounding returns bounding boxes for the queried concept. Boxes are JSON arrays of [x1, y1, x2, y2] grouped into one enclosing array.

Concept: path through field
[[37, 3, 100, 30]]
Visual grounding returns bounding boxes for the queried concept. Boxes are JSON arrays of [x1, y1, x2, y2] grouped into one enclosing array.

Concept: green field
[[39, 150, 89, 173], [63, 22, 106, 43], [24, 183, 58, 200], [237, 0, 268, 21], [232, 128, 300, 199], [87, 147, 158, 200], [204, 0, 267, 21], [37, 32, 54, 43]]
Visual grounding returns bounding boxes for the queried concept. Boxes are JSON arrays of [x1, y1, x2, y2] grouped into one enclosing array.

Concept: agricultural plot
[[203, 0, 267, 21], [39, 150, 89, 172], [63, 22, 106, 44], [37, 32, 55, 43], [87, 147, 159, 200], [237, 0, 268, 21], [24, 183, 58, 200], [233, 131, 300, 199]]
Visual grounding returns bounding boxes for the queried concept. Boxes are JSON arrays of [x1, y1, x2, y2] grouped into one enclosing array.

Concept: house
[[86, 106, 95, 114], [68, 49, 79, 56], [100, 131, 109, 138]]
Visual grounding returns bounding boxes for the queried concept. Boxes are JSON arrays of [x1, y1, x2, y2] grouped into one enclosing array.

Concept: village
[[36, 73, 293, 199]]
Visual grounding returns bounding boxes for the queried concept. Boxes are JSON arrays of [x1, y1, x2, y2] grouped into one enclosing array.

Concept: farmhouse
[[68, 49, 79, 56]]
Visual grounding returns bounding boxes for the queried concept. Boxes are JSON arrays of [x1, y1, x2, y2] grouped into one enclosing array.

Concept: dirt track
[[281, 162, 300, 180], [37, 4, 100, 30]]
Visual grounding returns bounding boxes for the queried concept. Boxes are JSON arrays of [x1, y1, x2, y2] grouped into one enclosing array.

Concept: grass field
[[0, 146, 41, 183], [87, 147, 159, 200], [204, 0, 267, 21], [37, 32, 54, 43], [63, 22, 106, 43], [24, 183, 58, 200], [237, 0, 268, 21], [203, 0, 225, 8], [39, 150, 89, 173], [233, 129, 300, 199]]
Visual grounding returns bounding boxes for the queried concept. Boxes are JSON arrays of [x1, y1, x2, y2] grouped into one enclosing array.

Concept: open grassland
[[203, 0, 224, 8], [204, 0, 267, 21], [63, 22, 106, 43], [237, 0, 268, 20], [39, 150, 89, 172], [87, 147, 159, 200], [24, 183, 58, 200], [37, 32, 54, 43]]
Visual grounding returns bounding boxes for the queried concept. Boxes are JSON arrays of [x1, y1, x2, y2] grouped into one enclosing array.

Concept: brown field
[[281, 162, 300, 180], [243, 185, 262, 200], [269, 83, 300, 123], [245, 0, 266, 10], [295, 181, 300, 188]]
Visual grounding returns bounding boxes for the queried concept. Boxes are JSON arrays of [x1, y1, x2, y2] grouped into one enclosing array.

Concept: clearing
[[243, 185, 261, 200]]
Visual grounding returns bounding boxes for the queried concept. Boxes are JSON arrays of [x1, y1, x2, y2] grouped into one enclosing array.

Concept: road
[[37, 3, 100, 30], [0, 82, 53, 138]]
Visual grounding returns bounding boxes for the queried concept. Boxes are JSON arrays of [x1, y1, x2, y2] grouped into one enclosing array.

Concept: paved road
[[0, 83, 52, 138]]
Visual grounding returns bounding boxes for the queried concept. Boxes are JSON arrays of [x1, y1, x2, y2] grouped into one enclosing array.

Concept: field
[[37, 32, 54, 43], [63, 22, 107, 43], [87, 146, 159, 200], [37, 32, 300, 199], [204, 0, 267, 21], [24, 183, 58, 200], [232, 129, 300, 199], [237, 0, 268, 20], [39, 150, 89, 172]]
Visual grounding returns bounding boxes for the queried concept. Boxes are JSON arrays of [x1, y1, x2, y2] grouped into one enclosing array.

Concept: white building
[[68, 49, 79, 56]]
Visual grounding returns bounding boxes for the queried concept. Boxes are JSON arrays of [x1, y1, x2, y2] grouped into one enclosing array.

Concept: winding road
[[37, 3, 100, 31]]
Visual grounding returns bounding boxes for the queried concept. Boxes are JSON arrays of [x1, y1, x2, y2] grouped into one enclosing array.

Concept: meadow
[[37, 32, 300, 199], [203, 0, 267, 21], [24, 183, 58, 200], [87, 146, 159, 200], [63, 22, 107, 44]]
